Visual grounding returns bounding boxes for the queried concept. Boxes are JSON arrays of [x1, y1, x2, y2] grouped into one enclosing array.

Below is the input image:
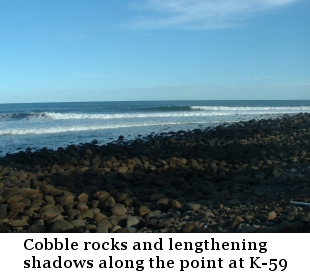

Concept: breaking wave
[[1, 105, 309, 121], [0, 121, 212, 136], [190, 106, 310, 112]]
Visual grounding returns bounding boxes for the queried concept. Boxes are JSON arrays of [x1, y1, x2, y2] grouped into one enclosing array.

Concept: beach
[[0, 112, 310, 233], [1, 100, 310, 157]]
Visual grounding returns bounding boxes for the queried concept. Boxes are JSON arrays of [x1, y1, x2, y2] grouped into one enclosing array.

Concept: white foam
[[0, 121, 203, 136], [44, 106, 310, 120], [2, 106, 309, 121], [19, 108, 310, 121], [190, 106, 310, 112], [41, 112, 224, 120]]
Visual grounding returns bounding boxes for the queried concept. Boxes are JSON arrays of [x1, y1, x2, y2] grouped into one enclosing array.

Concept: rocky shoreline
[[1, 113, 310, 233]]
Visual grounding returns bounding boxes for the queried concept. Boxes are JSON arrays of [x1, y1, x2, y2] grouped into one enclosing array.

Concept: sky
[[0, 0, 309, 103]]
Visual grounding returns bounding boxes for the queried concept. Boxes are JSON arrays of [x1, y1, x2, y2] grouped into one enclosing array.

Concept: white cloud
[[127, 0, 300, 29]]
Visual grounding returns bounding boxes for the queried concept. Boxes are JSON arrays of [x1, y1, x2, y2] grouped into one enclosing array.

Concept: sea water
[[0, 100, 309, 156]]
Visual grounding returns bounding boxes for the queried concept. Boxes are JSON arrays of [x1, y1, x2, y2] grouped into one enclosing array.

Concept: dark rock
[[76, 210, 94, 220], [28, 219, 45, 233], [102, 196, 116, 208], [184, 202, 201, 212], [97, 219, 112, 229], [9, 202, 26, 212], [168, 199, 182, 209], [139, 206, 151, 216], [111, 204, 127, 216], [76, 202, 89, 211], [78, 193, 89, 203], [11, 219, 29, 227], [49, 220, 74, 233], [126, 216, 141, 227], [230, 216, 244, 229], [145, 210, 161, 219], [20, 189, 41, 199], [40, 205, 61, 220]]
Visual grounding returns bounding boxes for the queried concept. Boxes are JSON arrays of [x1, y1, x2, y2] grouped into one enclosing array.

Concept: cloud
[[127, 0, 300, 29]]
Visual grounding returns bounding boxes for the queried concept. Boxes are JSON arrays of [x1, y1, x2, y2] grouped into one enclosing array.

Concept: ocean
[[1, 100, 310, 156]]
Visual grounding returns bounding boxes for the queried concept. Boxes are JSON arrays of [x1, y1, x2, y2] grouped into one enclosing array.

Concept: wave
[[0, 112, 46, 120], [1, 106, 309, 121], [0, 112, 205, 120], [137, 105, 192, 112], [190, 106, 310, 111], [0, 121, 210, 136]]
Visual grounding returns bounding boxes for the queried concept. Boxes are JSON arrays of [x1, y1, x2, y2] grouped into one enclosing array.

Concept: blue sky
[[0, 0, 309, 103]]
